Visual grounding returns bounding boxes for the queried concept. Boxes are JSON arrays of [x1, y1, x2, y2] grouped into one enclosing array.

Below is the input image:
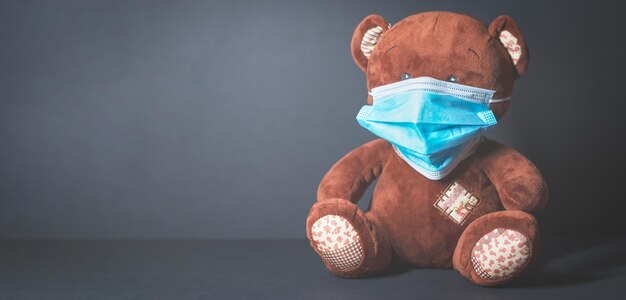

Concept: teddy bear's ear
[[489, 16, 529, 77], [351, 14, 391, 72]]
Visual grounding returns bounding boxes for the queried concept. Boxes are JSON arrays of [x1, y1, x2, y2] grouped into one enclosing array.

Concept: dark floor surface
[[1, 235, 625, 299]]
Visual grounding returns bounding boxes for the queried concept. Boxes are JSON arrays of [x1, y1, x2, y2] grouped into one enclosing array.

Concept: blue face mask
[[356, 76, 507, 180]]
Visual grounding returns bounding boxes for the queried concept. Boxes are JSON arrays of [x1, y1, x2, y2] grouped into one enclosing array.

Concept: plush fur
[[306, 12, 547, 286]]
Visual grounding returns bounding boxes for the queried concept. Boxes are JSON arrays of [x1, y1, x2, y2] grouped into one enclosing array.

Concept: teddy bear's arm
[[479, 141, 548, 212], [317, 139, 392, 204]]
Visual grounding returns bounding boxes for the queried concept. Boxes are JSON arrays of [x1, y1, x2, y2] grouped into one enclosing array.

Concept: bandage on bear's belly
[[434, 181, 480, 225]]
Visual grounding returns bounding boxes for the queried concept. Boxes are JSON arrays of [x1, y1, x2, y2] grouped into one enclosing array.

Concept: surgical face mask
[[356, 76, 509, 180]]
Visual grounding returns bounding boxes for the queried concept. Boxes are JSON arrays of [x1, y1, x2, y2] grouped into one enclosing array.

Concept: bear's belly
[[365, 151, 503, 268]]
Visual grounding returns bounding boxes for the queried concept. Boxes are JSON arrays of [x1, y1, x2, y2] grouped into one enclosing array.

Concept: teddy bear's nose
[[447, 75, 458, 83], [401, 73, 411, 80]]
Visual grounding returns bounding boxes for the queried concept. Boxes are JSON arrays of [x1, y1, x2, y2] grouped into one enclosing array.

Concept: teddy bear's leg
[[452, 210, 539, 286], [306, 198, 393, 277]]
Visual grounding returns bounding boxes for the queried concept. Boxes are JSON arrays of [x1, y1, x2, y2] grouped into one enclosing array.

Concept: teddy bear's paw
[[471, 229, 531, 281], [311, 215, 364, 270]]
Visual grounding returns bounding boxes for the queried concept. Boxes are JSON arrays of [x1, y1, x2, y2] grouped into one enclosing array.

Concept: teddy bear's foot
[[453, 210, 539, 286], [306, 198, 392, 277]]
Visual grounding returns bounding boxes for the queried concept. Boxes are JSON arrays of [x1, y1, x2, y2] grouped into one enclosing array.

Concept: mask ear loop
[[489, 96, 511, 104]]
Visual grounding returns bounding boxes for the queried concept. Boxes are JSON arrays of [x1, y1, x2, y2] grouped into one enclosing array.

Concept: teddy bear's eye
[[401, 73, 411, 81], [447, 75, 458, 83]]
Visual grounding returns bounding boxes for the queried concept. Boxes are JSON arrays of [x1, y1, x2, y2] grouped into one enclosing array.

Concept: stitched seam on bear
[[340, 141, 389, 203], [471, 255, 496, 280], [320, 240, 364, 270], [501, 183, 530, 211]]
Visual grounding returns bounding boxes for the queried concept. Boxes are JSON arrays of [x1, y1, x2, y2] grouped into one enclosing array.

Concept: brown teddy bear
[[305, 11, 548, 286]]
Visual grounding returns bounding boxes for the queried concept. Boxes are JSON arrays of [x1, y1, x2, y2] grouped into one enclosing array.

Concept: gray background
[[1, 0, 624, 239]]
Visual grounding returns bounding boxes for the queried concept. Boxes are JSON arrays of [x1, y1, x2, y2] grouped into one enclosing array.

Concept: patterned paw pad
[[311, 215, 363, 270], [471, 229, 531, 280]]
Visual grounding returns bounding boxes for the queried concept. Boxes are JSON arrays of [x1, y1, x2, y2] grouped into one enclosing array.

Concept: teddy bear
[[305, 11, 548, 286]]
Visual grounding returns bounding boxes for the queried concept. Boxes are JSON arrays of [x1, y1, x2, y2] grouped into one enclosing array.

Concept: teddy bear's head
[[351, 12, 528, 120]]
